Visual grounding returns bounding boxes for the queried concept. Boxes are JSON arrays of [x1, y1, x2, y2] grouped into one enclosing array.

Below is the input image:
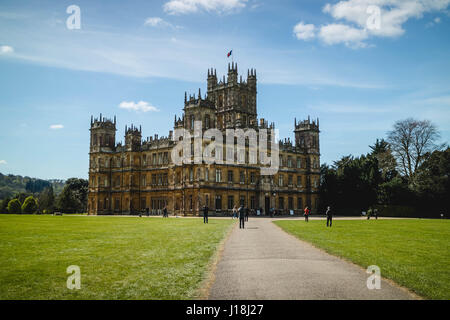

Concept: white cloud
[[119, 101, 160, 112], [163, 0, 248, 15], [144, 17, 180, 29], [293, 22, 316, 40], [0, 45, 14, 54], [295, 0, 450, 48], [49, 124, 64, 130], [319, 23, 369, 48], [0, 160, 7, 165]]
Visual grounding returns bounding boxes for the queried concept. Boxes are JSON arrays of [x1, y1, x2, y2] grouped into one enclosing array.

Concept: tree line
[[0, 173, 65, 200], [0, 178, 88, 214], [319, 118, 449, 217]]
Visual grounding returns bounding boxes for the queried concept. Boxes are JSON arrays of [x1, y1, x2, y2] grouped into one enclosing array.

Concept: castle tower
[[207, 68, 217, 92], [294, 117, 320, 155], [90, 114, 116, 153], [227, 62, 238, 84], [125, 124, 142, 151]]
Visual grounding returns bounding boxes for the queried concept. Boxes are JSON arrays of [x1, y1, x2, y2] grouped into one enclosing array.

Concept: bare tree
[[387, 118, 441, 180]]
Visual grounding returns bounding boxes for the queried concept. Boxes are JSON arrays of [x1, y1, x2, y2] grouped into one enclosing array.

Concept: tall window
[[228, 196, 234, 210], [288, 197, 293, 210], [278, 174, 284, 187], [297, 176, 302, 187], [287, 157, 292, 168], [250, 172, 256, 184], [205, 168, 209, 181], [216, 169, 222, 182], [189, 168, 194, 182], [228, 170, 234, 183], [190, 115, 194, 129], [250, 196, 256, 209], [279, 197, 284, 210], [240, 171, 245, 183], [297, 197, 303, 210], [288, 175, 293, 186], [297, 157, 302, 169], [215, 195, 222, 210]]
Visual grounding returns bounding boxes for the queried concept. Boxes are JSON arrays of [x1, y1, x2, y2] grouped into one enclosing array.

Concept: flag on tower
[[227, 50, 232, 58]]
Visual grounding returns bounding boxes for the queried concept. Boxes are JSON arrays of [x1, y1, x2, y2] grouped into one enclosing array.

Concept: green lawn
[[0, 215, 234, 300], [274, 219, 450, 300]]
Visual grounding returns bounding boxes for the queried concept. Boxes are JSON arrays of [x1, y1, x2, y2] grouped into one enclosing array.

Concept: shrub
[[21, 196, 38, 214], [7, 199, 21, 214]]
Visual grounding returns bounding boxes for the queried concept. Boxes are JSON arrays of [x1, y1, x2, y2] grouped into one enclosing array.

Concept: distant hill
[[0, 173, 65, 200]]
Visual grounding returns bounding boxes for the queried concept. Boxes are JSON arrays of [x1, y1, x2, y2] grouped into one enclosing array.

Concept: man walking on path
[[203, 205, 209, 224], [245, 206, 249, 222], [326, 206, 333, 227], [163, 206, 168, 218], [239, 205, 245, 229], [304, 206, 310, 222]]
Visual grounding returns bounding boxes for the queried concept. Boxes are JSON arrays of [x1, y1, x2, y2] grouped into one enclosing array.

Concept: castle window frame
[[288, 197, 294, 210], [215, 169, 222, 183], [227, 170, 233, 183], [279, 197, 284, 210], [278, 174, 284, 187], [227, 196, 234, 210], [297, 157, 302, 169], [240, 171, 245, 184], [250, 196, 256, 210], [297, 197, 303, 210], [250, 172, 256, 184], [288, 175, 293, 186], [205, 168, 209, 181]]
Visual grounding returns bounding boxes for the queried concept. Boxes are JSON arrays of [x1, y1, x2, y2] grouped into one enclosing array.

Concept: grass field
[[274, 219, 450, 300], [0, 215, 234, 300]]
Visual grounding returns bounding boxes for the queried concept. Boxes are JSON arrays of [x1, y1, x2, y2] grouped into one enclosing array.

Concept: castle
[[88, 63, 320, 215]]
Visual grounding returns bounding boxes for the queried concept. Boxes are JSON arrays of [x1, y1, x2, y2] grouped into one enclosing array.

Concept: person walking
[[203, 205, 209, 224], [326, 206, 333, 227], [232, 205, 237, 219], [163, 206, 168, 218], [239, 204, 245, 229], [245, 206, 249, 222], [304, 206, 310, 222]]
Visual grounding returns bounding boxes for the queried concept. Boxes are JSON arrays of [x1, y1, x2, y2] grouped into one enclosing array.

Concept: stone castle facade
[[88, 63, 320, 215]]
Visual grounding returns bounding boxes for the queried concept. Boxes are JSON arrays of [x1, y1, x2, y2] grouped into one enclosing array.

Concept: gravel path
[[208, 218, 417, 300]]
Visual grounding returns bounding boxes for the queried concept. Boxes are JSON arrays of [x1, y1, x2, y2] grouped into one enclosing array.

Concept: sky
[[0, 0, 449, 179]]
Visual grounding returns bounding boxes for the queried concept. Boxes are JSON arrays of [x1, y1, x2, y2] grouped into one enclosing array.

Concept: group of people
[[303, 205, 333, 227]]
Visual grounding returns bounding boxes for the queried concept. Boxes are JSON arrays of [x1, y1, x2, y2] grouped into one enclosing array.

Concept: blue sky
[[0, 0, 449, 179]]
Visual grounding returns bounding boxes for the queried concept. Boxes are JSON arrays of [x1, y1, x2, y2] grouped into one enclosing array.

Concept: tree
[[7, 199, 21, 214], [57, 178, 88, 213], [1, 197, 11, 213], [369, 139, 397, 182], [38, 186, 55, 214], [22, 196, 38, 214], [387, 118, 442, 181], [25, 179, 51, 194], [413, 148, 450, 212]]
